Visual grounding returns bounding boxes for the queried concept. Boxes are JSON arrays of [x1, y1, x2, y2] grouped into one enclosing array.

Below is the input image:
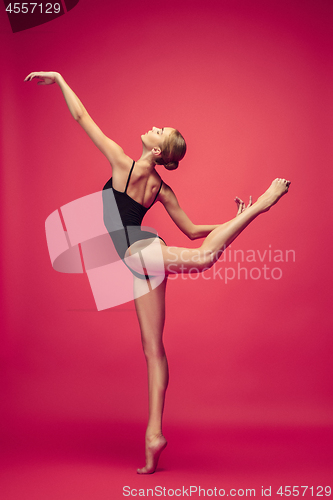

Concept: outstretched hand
[[235, 196, 252, 216], [24, 71, 59, 85]]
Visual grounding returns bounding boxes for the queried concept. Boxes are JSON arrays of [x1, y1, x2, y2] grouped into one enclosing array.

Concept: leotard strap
[[124, 160, 135, 194]]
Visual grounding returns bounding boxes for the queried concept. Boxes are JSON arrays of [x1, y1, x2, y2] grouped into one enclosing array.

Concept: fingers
[[24, 72, 40, 82], [235, 197, 244, 203], [234, 196, 245, 215], [234, 197, 241, 208], [24, 72, 55, 85], [24, 72, 40, 81], [24, 72, 46, 82], [235, 195, 253, 215]]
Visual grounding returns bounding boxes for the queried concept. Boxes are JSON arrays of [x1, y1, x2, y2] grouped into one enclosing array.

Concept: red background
[[1, 0, 332, 498]]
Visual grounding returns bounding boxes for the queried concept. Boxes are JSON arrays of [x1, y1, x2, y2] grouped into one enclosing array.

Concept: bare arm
[[24, 71, 130, 167], [159, 184, 253, 240], [159, 183, 219, 240]]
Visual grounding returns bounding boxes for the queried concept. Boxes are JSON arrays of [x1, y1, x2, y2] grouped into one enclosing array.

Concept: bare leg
[[129, 178, 290, 473], [200, 178, 290, 258], [134, 276, 168, 474], [126, 178, 290, 276]]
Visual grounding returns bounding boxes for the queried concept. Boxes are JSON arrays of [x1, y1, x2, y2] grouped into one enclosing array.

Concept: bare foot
[[137, 434, 167, 474], [257, 178, 291, 212]]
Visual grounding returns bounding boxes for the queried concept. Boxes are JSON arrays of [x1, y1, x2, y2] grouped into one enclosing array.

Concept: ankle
[[252, 198, 268, 213], [146, 431, 163, 441]]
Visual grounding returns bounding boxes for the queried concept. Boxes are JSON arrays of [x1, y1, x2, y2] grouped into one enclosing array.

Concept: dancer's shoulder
[[159, 183, 179, 208]]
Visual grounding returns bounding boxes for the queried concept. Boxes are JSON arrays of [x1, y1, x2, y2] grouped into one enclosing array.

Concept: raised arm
[[24, 71, 130, 168], [159, 183, 219, 240]]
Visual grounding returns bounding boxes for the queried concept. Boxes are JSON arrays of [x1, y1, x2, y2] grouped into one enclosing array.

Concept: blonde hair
[[155, 129, 186, 170]]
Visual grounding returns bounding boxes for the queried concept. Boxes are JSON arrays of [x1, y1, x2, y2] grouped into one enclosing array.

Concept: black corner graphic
[[3, 0, 80, 33], [64, 0, 79, 12]]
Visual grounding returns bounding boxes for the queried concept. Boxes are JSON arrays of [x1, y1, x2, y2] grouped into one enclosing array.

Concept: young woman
[[25, 71, 291, 474]]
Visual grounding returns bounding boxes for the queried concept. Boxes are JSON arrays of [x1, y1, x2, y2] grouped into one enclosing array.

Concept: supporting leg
[[134, 276, 169, 474], [128, 179, 290, 474]]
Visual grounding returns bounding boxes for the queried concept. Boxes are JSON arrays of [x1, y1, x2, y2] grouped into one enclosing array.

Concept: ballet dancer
[[25, 71, 291, 474]]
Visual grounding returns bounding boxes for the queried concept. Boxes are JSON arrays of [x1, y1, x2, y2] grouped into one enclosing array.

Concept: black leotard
[[102, 161, 165, 279]]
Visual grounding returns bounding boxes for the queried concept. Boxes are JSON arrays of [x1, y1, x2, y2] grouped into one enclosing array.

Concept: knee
[[195, 249, 215, 272], [142, 341, 165, 361]]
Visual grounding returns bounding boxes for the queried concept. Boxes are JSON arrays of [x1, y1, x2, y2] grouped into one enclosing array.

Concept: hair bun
[[155, 129, 186, 170], [164, 161, 179, 171]]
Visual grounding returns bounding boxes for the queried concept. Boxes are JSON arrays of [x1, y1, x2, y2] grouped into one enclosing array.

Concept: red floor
[[1, 422, 332, 499]]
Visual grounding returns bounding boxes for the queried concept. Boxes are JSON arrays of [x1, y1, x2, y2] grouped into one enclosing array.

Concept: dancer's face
[[141, 126, 174, 150]]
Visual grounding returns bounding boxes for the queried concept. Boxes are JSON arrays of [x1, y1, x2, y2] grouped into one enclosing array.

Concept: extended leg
[[134, 276, 168, 474], [126, 178, 290, 276]]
